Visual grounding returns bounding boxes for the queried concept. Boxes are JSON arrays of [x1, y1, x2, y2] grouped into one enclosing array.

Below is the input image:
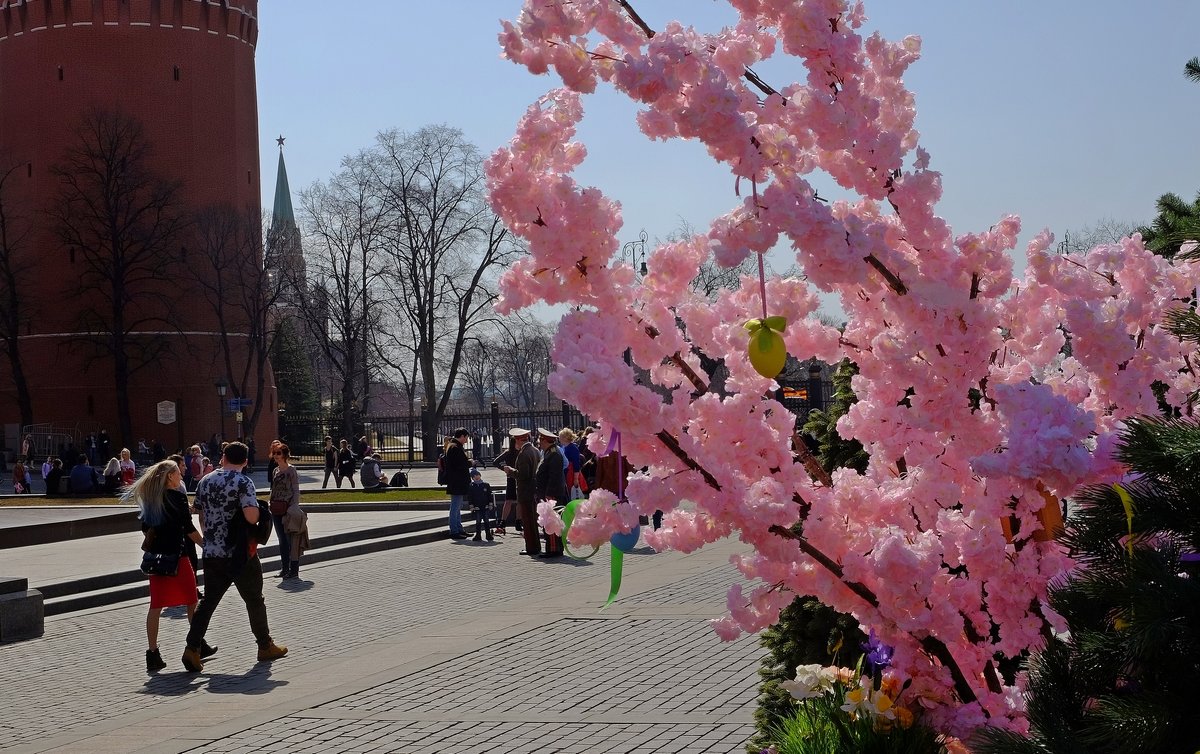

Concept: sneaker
[[486, 532, 494, 542], [200, 641, 219, 659], [493, 527, 506, 536], [257, 642, 288, 662], [472, 534, 483, 542], [146, 648, 166, 672], [450, 532, 469, 540], [181, 646, 204, 673]]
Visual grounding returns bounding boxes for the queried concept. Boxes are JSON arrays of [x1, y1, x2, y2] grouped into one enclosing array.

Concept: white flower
[[780, 664, 837, 700]]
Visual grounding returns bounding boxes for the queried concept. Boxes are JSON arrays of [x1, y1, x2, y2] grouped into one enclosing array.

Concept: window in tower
[[173, 65, 181, 82]]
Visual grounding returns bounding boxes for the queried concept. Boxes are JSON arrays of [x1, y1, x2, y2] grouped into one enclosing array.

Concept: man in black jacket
[[534, 428, 567, 558], [444, 428, 472, 539], [503, 427, 541, 556]]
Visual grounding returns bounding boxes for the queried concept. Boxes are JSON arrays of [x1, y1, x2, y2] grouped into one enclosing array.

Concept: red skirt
[[148, 556, 198, 609]]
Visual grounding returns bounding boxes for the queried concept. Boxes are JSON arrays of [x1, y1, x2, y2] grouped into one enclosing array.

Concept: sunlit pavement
[[0, 527, 760, 754]]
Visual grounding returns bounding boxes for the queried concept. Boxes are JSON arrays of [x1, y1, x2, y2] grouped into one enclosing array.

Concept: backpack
[[252, 500, 272, 545]]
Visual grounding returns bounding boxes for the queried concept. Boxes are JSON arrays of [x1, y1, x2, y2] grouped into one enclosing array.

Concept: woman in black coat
[[337, 439, 357, 488], [492, 437, 519, 533], [126, 460, 207, 672]]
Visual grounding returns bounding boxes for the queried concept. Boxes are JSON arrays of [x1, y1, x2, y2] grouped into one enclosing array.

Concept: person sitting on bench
[[361, 453, 389, 493]]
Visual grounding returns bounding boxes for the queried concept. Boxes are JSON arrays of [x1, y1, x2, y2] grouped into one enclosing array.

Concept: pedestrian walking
[[127, 460, 213, 672], [268, 443, 302, 580], [181, 441, 287, 672], [337, 439, 357, 488], [443, 428, 471, 539], [321, 436, 339, 488]]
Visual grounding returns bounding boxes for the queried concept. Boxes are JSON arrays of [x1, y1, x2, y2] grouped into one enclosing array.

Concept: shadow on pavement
[[205, 668, 288, 695], [277, 579, 314, 592], [141, 663, 288, 696], [540, 556, 595, 568], [141, 672, 207, 696], [626, 545, 658, 556]]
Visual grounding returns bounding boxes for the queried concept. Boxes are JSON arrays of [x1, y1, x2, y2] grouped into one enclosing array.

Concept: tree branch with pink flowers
[[486, 0, 1199, 739]]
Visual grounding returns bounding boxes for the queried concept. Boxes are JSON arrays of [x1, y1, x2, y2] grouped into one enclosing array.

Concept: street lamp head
[[214, 377, 228, 397], [621, 229, 649, 280]]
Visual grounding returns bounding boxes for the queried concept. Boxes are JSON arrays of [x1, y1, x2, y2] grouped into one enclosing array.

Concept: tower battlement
[[0, 0, 258, 47]]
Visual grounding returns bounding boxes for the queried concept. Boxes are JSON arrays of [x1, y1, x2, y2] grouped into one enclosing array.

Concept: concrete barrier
[[0, 576, 43, 642]]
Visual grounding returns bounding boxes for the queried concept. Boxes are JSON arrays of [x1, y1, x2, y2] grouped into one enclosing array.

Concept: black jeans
[[186, 555, 272, 650], [322, 468, 339, 488], [473, 506, 492, 533], [271, 514, 292, 576]]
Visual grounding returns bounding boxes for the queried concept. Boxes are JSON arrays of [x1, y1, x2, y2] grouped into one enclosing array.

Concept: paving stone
[[0, 532, 760, 754]]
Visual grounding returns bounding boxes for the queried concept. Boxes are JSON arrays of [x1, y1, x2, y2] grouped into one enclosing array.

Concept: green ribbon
[[742, 315, 788, 337], [560, 498, 626, 609]]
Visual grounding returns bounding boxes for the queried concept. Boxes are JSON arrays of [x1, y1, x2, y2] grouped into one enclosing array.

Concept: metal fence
[[277, 402, 591, 464], [277, 377, 834, 465], [18, 422, 105, 462]]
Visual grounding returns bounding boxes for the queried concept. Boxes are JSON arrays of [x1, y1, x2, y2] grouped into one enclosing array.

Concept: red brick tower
[[0, 0, 276, 452]]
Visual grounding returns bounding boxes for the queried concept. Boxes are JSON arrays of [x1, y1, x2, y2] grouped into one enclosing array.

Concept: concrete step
[[0, 500, 454, 549], [41, 515, 469, 615]]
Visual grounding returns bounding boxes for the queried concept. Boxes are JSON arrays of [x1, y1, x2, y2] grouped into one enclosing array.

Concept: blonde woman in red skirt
[[126, 460, 214, 672]]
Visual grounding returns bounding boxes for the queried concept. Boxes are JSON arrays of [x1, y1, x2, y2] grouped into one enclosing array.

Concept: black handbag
[[140, 551, 180, 577]]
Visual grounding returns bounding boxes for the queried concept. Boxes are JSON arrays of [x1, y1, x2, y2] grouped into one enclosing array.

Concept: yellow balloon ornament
[[744, 315, 788, 379]]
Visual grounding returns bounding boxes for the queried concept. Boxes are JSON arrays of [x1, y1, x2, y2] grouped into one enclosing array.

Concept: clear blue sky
[[256, 1, 1200, 310]]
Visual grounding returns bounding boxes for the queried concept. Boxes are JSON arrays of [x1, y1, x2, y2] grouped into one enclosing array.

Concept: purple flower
[[861, 629, 893, 671]]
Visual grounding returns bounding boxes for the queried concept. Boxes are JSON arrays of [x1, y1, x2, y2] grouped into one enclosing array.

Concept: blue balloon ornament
[[609, 525, 640, 553]]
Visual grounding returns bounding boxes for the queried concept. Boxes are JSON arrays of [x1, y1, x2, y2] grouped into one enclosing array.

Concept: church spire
[[272, 135, 296, 229], [266, 135, 305, 291]]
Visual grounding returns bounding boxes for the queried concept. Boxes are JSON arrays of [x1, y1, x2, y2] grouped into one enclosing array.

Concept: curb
[[42, 515, 467, 615], [0, 500, 455, 549]]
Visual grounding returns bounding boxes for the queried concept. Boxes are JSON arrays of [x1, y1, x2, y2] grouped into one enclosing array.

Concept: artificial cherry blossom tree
[[486, 0, 1199, 739]]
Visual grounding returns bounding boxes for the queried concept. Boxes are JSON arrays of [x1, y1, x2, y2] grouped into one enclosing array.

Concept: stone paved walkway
[[0, 529, 762, 754]]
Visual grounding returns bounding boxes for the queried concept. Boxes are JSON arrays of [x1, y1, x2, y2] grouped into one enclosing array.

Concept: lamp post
[[620, 229, 648, 277], [620, 230, 648, 366], [214, 378, 228, 443]]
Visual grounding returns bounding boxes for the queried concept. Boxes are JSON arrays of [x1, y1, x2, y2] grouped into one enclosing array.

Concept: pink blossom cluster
[[488, 0, 1198, 740]]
